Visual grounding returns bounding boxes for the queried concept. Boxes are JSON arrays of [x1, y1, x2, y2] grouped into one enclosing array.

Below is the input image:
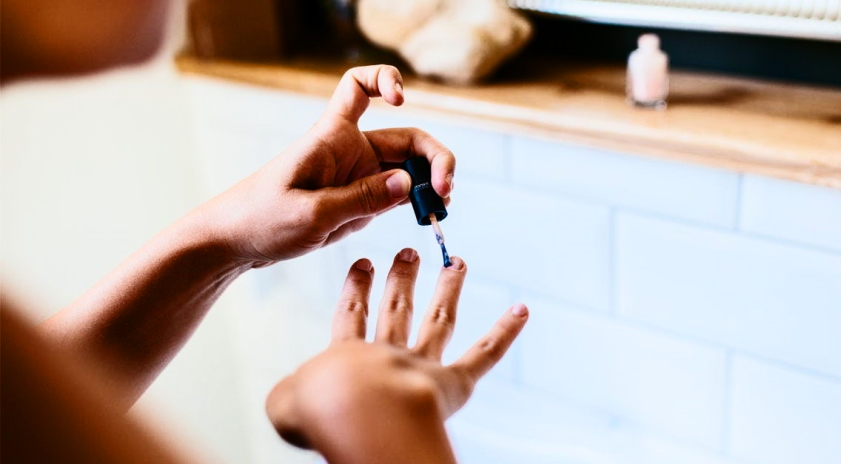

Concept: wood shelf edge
[[175, 55, 841, 190]]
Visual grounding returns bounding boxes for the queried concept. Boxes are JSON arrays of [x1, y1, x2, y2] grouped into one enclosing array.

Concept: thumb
[[317, 169, 411, 224]]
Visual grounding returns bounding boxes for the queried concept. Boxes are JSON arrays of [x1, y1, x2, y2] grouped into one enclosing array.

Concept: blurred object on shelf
[[321, 0, 365, 62], [626, 34, 669, 110], [357, 0, 533, 85], [187, 0, 286, 60], [187, 0, 342, 61]]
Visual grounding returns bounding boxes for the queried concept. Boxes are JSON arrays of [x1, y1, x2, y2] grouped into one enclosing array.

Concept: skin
[[41, 64, 457, 410], [266, 251, 529, 464], [1, 301, 198, 464], [3, 253, 528, 463], [0, 0, 169, 81]]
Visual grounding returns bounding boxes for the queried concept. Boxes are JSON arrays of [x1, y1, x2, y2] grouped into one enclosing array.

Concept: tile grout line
[[523, 290, 841, 383], [615, 206, 841, 257]]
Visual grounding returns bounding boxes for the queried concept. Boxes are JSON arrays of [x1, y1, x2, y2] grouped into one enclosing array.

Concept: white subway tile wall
[[511, 136, 741, 228], [730, 356, 841, 464], [521, 296, 727, 449], [740, 174, 841, 253], [189, 80, 841, 464], [445, 178, 613, 311], [615, 213, 841, 378]]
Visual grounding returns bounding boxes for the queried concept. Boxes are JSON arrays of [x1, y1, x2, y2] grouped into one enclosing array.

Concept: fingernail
[[447, 256, 465, 270], [354, 259, 373, 272], [397, 248, 418, 263], [395, 82, 404, 98], [445, 174, 454, 194], [511, 304, 528, 317], [386, 170, 411, 198]]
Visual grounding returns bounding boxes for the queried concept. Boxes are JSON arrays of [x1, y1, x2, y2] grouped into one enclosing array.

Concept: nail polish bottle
[[401, 157, 452, 267], [401, 157, 447, 225], [627, 33, 669, 110]]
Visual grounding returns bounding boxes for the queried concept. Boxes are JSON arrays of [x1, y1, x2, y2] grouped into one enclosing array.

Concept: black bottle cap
[[401, 157, 447, 226]]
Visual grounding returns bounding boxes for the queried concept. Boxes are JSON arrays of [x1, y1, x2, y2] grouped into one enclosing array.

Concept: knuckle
[[343, 66, 365, 83], [404, 127, 426, 146], [477, 336, 505, 359], [410, 127, 428, 136], [404, 375, 440, 408], [298, 195, 325, 230], [339, 300, 368, 318], [355, 181, 380, 215], [429, 305, 454, 328], [384, 295, 412, 315]]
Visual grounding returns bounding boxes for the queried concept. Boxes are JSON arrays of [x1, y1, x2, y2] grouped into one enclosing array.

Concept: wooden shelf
[[176, 55, 841, 189]]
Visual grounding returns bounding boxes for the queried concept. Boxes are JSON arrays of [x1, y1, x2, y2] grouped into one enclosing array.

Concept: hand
[[200, 65, 456, 266], [265, 250, 529, 462]]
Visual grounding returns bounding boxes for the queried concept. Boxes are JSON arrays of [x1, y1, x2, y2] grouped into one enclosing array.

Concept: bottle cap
[[401, 157, 447, 226], [638, 33, 660, 50]]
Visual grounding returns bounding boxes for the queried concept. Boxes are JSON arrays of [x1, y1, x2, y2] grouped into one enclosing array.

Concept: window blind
[[510, 0, 841, 41]]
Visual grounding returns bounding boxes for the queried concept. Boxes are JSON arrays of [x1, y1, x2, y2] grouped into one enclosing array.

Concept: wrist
[[166, 206, 257, 275], [186, 191, 273, 266]]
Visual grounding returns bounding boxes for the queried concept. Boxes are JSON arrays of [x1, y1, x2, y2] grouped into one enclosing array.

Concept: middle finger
[[374, 248, 420, 346]]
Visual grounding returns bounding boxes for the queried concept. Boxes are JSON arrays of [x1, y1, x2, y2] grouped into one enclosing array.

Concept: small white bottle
[[627, 34, 669, 109]]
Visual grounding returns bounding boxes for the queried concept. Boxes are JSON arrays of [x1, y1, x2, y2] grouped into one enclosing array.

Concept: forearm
[[41, 208, 251, 409]]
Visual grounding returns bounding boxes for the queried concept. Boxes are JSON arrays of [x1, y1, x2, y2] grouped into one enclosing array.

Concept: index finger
[[364, 127, 456, 198], [331, 259, 375, 343], [324, 65, 405, 124]]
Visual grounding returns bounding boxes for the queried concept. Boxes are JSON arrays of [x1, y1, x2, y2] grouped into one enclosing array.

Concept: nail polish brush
[[401, 157, 452, 267], [429, 213, 451, 268]]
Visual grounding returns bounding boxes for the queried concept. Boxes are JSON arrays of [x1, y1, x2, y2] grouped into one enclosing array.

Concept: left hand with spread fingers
[[265, 249, 529, 464]]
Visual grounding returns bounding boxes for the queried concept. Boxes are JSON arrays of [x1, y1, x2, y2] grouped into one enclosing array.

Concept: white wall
[[0, 4, 255, 463], [186, 76, 841, 464]]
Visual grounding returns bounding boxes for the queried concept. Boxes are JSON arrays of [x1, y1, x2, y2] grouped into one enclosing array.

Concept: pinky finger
[[450, 304, 529, 383]]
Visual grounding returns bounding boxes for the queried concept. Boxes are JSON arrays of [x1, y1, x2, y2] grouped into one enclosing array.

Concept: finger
[[324, 217, 373, 246], [365, 128, 456, 198], [324, 65, 404, 124], [323, 199, 411, 246], [315, 168, 411, 226], [375, 248, 420, 346], [331, 259, 375, 343], [413, 257, 466, 359], [450, 304, 529, 383]]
